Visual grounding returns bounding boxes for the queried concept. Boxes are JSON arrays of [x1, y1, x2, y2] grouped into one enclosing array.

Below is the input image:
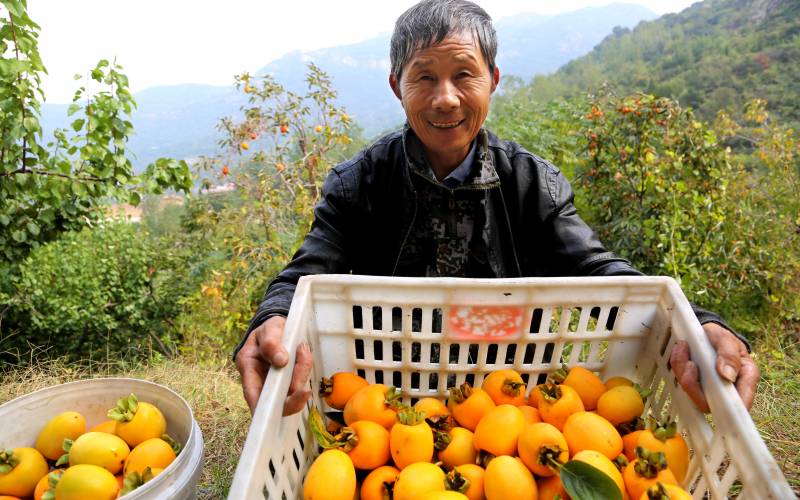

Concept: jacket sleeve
[[232, 168, 354, 358], [543, 169, 750, 350]]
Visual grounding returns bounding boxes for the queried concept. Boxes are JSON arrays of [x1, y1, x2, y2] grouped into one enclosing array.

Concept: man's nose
[[432, 79, 459, 111]]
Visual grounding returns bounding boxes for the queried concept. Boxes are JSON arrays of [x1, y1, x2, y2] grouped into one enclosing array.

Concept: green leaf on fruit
[[560, 460, 622, 500]]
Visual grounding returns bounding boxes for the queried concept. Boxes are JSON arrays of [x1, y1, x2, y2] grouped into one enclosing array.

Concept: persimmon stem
[[539, 444, 567, 472]]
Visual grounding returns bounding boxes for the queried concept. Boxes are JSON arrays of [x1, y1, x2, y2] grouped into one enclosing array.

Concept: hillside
[[527, 0, 800, 124], [40, 3, 656, 170]]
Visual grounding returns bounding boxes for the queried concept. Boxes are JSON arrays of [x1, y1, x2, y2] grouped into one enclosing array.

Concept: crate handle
[[227, 280, 312, 499]]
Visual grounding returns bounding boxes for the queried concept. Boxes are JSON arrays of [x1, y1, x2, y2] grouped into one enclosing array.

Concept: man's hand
[[670, 322, 760, 413], [234, 316, 314, 415]]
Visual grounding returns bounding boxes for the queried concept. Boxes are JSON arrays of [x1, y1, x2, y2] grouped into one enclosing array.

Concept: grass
[[1, 332, 798, 497], [749, 334, 800, 494]]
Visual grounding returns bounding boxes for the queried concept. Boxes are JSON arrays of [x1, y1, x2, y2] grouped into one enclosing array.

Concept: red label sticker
[[448, 306, 524, 340]]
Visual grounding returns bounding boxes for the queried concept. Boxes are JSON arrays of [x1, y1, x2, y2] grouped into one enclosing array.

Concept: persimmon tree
[[177, 63, 363, 357]]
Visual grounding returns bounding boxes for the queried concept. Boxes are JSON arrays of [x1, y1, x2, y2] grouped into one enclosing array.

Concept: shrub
[[2, 221, 183, 361], [573, 93, 799, 334]]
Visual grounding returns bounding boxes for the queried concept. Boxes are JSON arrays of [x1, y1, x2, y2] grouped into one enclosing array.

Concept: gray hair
[[390, 0, 497, 80]]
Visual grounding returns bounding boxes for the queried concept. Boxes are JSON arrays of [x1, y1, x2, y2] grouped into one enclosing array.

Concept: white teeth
[[430, 120, 462, 129]]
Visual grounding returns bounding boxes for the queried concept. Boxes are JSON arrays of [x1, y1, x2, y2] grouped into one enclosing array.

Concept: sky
[[28, 0, 698, 103]]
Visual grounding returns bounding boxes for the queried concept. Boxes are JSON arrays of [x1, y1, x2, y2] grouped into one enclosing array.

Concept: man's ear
[[490, 66, 500, 94], [389, 73, 402, 101]]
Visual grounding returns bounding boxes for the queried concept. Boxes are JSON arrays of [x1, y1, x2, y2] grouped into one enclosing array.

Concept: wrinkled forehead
[[405, 30, 484, 68], [411, 28, 477, 54]]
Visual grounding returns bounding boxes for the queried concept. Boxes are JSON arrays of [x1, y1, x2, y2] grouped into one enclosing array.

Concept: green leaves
[[0, 2, 194, 267], [560, 460, 623, 500], [22, 115, 39, 132], [2, 0, 26, 17], [0, 59, 29, 77], [11, 230, 26, 243]]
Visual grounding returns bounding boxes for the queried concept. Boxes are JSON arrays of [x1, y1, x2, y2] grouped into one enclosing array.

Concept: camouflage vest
[[395, 129, 500, 278]]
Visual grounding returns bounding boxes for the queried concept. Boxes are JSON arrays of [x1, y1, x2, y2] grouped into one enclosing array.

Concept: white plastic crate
[[229, 275, 793, 499]]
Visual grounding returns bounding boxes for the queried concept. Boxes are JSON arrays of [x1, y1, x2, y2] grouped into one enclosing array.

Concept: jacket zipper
[[392, 187, 418, 276], [496, 186, 523, 276]]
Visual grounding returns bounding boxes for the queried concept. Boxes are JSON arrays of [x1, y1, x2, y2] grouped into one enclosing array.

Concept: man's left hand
[[670, 322, 760, 413]]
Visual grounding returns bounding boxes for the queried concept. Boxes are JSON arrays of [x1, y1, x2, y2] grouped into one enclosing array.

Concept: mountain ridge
[[40, 3, 658, 169], [525, 0, 800, 124]]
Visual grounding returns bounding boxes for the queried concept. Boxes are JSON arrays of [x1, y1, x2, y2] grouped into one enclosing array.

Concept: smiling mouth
[[429, 119, 465, 129]]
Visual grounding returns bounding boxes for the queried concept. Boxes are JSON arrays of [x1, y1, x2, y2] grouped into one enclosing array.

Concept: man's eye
[[418, 75, 434, 81], [456, 72, 472, 79]]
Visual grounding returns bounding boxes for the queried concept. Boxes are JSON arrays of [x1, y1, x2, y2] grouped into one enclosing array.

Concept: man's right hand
[[234, 315, 314, 415]]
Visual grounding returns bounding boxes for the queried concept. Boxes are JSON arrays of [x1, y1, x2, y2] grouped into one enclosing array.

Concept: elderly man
[[234, 0, 759, 416]]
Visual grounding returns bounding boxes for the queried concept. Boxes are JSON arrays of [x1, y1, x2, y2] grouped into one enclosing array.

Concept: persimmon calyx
[[55, 439, 73, 466], [433, 429, 452, 451], [539, 444, 567, 471], [645, 482, 674, 499], [477, 450, 497, 468], [41, 471, 63, 500], [425, 414, 452, 432], [0, 449, 20, 473], [318, 377, 334, 398], [650, 418, 678, 442], [384, 386, 406, 411], [502, 379, 526, 396], [613, 454, 629, 472], [108, 393, 139, 422], [445, 468, 472, 494], [381, 481, 395, 500], [162, 433, 182, 455], [448, 382, 474, 405], [634, 384, 652, 400], [540, 382, 563, 403], [618, 416, 645, 435], [308, 406, 358, 451], [633, 446, 669, 478], [550, 364, 570, 384], [120, 467, 156, 496], [397, 408, 426, 426]]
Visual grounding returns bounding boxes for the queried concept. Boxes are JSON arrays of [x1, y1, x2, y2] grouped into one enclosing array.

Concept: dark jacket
[[235, 127, 740, 355]]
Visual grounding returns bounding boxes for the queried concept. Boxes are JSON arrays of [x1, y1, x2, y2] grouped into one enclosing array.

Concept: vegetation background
[[1, 0, 797, 497]]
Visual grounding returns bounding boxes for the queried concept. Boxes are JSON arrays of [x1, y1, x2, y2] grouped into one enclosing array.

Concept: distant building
[[160, 194, 185, 208], [105, 204, 142, 223], [201, 182, 237, 194]]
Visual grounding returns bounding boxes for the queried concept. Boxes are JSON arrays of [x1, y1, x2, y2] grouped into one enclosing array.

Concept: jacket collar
[[401, 124, 500, 188]]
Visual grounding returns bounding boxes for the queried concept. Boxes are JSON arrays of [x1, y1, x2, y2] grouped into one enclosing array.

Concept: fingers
[[283, 342, 314, 416], [673, 324, 760, 413], [735, 357, 760, 410], [670, 340, 710, 413], [704, 323, 761, 409], [237, 317, 315, 416], [257, 316, 289, 367], [704, 323, 744, 383], [235, 333, 268, 414]]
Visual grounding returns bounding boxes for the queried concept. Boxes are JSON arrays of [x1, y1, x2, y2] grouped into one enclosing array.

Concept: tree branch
[[0, 168, 108, 182], [8, 13, 28, 173]]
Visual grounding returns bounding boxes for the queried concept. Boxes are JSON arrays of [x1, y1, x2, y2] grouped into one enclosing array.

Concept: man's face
[[390, 31, 499, 172]]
